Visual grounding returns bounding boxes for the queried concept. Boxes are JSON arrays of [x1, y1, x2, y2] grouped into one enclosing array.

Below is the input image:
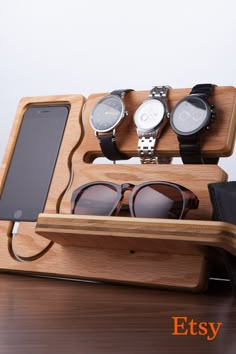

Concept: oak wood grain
[[0, 88, 235, 291], [60, 164, 227, 218], [37, 214, 236, 257], [80, 86, 236, 162], [0, 232, 208, 290]]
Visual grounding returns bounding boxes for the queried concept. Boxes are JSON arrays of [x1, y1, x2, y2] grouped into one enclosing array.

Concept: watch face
[[134, 98, 165, 131], [90, 95, 125, 132], [170, 96, 210, 135]]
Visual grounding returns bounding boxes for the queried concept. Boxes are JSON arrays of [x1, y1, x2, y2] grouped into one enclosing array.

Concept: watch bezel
[[170, 95, 211, 136], [134, 98, 166, 133], [90, 94, 125, 133]]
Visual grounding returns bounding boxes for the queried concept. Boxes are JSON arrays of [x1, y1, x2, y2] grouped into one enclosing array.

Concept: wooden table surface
[[0, 273, 235, 354]]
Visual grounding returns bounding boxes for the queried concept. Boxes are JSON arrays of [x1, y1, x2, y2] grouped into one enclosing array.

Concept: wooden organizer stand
[[0, 87, 236, 292]]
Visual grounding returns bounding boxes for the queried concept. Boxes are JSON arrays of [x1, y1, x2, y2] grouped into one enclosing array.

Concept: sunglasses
[[71, 181, 199, 219]]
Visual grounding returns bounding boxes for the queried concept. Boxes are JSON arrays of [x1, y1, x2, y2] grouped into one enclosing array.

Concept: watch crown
[[206, 125, 210, 131], [211, 113, 216, 121], [210, 104, 215, 121], [124, 111, 128, 117]]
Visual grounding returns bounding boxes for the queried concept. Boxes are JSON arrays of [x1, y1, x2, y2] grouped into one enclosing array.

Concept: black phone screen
[[0, 105, 70, 221]]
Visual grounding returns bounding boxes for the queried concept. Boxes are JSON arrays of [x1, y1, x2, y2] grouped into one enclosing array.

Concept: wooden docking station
[[0, 87, 236, 292]]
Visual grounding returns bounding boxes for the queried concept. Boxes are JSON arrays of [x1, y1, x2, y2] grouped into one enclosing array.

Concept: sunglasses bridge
[[120, 183, 135, 193], [114, 183, 135, 216]]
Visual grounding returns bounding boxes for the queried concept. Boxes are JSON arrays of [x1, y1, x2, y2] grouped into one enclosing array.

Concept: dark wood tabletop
[[0, 273, 235, 354]]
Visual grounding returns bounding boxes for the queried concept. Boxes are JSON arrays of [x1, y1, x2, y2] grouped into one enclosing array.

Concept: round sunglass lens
[[74, 184, 118, 216], [133, 184, 184, 219]]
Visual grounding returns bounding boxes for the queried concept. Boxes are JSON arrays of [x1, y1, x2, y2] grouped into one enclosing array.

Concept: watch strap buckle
[[150, 85, 171, 98]]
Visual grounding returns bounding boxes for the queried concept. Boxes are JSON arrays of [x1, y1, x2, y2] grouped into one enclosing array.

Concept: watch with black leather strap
[[90, 89, 133, 161], [170, 84, 218, 164], [133, 86, 171, 164]]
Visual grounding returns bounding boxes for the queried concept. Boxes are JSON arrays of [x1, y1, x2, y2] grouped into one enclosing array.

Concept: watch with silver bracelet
[[133, 86, 171, 164]]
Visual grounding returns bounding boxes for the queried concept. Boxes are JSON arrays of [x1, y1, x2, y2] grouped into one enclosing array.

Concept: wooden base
[[0, 219, 208, 291]]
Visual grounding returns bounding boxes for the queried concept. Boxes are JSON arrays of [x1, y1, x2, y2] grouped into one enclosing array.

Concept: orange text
[[172, 316, 222, 341]]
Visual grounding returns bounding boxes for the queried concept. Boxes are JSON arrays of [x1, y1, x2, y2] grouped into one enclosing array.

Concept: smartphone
[[0, 104, 70, 221]]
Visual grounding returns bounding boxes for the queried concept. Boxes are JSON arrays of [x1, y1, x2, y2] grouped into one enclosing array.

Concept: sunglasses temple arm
[[182, 191, 199, 210], [192, 196, 199, 209]]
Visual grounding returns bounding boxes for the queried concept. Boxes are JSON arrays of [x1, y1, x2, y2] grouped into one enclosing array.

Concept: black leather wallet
[[208, 181, 236, 224], [208, 181, 236, 295]]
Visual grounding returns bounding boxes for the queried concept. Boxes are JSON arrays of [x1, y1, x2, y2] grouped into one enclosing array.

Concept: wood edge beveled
[[36, 213, 236, 256]]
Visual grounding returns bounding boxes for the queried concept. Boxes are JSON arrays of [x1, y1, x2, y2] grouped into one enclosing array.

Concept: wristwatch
[[133, 86, 171, 164], [90, 89, 133, 161], [170, 84, 218, 164]]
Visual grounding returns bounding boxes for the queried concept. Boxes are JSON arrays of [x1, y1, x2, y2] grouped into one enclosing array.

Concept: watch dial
[[90, 95, 124, 132], [171, 96, 209, 135], [134, 99, 165, 131]]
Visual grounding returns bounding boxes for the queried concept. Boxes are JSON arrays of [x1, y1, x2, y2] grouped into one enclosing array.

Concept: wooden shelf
[[36, 214, 236, 257]]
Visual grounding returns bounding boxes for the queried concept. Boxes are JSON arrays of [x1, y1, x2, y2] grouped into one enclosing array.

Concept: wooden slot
[[0, 94, 85, 267], [59, 164, 227, 218]]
